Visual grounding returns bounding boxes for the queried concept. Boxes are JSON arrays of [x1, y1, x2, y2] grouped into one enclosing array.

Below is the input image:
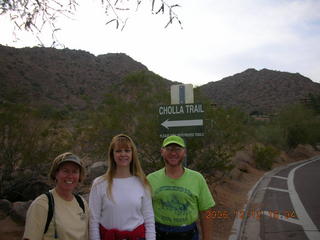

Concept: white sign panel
[[170, 84, 194, 104]]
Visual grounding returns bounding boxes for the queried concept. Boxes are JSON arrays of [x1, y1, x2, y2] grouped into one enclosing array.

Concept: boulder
[[3, 178, 50, 202], [10, 201, 32, 224], [86, 161, 107, 183], [0, 199, 12, 220], [21, 181, 51, 201]]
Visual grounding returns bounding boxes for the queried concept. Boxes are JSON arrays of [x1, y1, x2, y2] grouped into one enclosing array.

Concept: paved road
[[229, 156, 320, 240]]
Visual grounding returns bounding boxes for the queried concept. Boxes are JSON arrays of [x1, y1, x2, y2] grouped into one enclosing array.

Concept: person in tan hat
[[23, 152, 89, 240], [147, 135, 215, 240]]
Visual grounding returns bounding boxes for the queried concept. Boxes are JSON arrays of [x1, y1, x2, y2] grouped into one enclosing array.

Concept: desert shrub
[[0, 103, 73, 171], [276, 104, 320, 149], [307, 93, 320, 114], [253, 144, 280, 170], [190, 102, 248, 178], [194, 147, 235, 177], [79, 71, 170, 160], [254, 124, 287, 149]]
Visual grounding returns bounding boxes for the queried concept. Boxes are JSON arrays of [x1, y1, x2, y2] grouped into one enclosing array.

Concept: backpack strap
[[44, 192, 54, 234], [74, 194, 85, 213], [44, 192, 85, 234]]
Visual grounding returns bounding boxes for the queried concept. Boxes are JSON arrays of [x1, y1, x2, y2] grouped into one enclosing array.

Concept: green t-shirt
[[147, 168, 215, 226]]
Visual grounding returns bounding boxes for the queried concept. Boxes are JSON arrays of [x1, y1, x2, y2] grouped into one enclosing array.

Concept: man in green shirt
[[147, 135, 215, 240]]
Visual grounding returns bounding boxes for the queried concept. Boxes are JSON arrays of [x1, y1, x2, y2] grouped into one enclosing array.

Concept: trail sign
[[159, 103, 204, 138], [171, 84, 194, 104]]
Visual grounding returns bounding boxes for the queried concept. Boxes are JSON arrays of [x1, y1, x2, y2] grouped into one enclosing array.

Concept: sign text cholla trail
[[158, 103, 204, 138]]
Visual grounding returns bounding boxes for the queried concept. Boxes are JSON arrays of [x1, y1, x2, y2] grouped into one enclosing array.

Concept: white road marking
[[272, 175, 288, 180], [264, 187, 289, 193], [288, 157, 320, 239]]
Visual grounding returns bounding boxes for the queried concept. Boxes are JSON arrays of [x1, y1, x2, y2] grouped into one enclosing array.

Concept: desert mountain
[[199, 68, 320, 114], [0, 45, 172, 110], [1, 45, 319, 113]]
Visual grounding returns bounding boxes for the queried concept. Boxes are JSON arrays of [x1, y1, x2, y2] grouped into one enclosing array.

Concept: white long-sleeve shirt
[[89, 176, 155, 240]]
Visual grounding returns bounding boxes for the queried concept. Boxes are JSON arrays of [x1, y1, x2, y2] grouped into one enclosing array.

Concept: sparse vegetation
[[253, 144, 280, 170], [307, 93, 320, 114], [0, 102, 74, 199], [192, 104, 249, 179], [276, 104, 320, 149], [1, 46, 320, 202]]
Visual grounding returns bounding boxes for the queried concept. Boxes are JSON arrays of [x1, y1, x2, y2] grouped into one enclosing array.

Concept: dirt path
[[0, 216, 24, 240]]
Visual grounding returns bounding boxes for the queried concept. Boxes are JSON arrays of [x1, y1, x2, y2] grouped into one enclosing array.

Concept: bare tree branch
[[1, 0, 182, 45]]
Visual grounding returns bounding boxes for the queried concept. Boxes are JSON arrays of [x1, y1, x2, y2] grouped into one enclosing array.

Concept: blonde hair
[[104, 134, 150, 199], [49, 152, 85, 183]]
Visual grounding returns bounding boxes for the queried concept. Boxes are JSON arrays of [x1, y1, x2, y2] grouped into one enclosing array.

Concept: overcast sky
[[1, 0, 320, 86]]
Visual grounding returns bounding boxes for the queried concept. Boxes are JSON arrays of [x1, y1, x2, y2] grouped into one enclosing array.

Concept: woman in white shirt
[[89, 134, 155, 240]]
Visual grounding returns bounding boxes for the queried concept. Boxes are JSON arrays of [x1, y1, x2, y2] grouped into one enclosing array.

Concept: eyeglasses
[[164, 146, 184, 153]]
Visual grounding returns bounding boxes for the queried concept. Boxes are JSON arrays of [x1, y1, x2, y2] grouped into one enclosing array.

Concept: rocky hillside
[[0, 45, 171, 110], [199, 68, 320, 114], [1, 45, 320, 113]]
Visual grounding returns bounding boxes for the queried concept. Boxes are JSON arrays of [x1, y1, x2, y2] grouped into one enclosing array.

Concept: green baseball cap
[[162, 135, 186, 148]]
